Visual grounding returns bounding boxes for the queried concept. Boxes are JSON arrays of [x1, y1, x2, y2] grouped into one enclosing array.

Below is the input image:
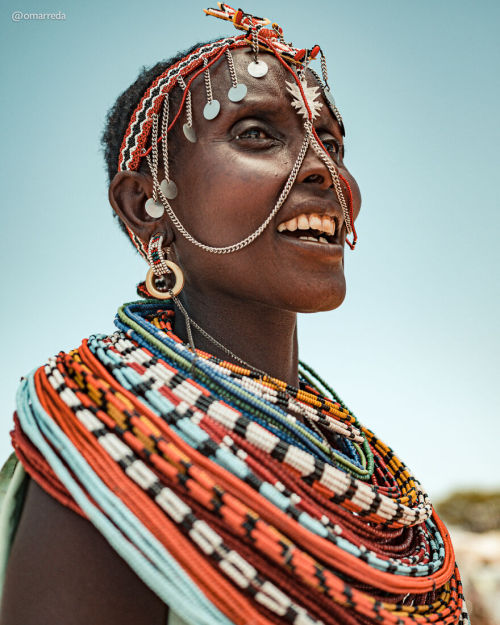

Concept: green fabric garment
[[0, 452, 28, 597], [0, 453, 188, 625]]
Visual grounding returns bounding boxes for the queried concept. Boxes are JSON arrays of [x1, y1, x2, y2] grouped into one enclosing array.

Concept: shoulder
[[0, 475, 168, 625]]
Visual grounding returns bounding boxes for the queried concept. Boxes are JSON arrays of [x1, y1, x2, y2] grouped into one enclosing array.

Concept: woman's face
[[160, 48, 361, 313]]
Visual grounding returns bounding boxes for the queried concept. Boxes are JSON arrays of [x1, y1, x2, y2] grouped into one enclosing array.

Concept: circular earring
[[145, 233, 184, 300], [145, 197, 165, 218]]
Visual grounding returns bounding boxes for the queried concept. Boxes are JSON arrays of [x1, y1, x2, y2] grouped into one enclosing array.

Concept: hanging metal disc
[[160, 178, 178, 200], [183, 123, 197, 143], [145, 198, 164, 218], [203, 99, 220, 120], [247, 60, 268, 78], [228, 83, 247, 102]]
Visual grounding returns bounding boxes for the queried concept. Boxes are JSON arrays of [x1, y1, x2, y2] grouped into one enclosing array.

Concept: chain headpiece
[[118, 3, 357, 260]]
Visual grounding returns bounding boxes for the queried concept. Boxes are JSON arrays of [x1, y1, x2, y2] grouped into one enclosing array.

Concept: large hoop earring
[[145, 233, 185, 300]]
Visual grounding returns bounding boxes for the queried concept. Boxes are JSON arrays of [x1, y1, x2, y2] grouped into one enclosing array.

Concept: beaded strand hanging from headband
[[202, 57, 221, 120], [225, 48, 247, 101], [159, 94, 178, 200], [144, 114, 164, 219], [177, 74, 197, 143]]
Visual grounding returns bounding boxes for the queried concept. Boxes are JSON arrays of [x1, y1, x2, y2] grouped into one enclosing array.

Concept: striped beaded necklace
[[12, 298, 469, 625], [155, 292, 373, 479]]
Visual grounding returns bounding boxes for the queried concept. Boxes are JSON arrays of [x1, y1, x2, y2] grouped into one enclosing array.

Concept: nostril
[[304, 173, 324, 184]]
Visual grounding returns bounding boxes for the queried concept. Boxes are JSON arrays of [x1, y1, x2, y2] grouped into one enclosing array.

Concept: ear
[[108, 171, 175, 246]]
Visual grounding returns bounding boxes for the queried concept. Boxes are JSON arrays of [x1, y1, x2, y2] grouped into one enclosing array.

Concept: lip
[[277, 231, 344, 259]]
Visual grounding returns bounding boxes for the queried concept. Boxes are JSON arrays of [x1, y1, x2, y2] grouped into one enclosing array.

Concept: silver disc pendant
[[203, 99, 220, 120], [228, 83, 247, 102], [145, 198, 164, 218], [183, 123, 197, 143], [247, 60, 268, 78], [160, 178, 178, 200]]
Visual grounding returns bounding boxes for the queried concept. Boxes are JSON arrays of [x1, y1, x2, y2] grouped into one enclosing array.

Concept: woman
[[0, 4, 467, 625]]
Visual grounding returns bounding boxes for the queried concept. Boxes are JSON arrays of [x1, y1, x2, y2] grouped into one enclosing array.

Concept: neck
[[172, 287, 300, 387]]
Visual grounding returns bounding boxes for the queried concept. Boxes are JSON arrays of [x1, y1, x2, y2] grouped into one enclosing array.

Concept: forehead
[[189, 47, 290, 106], [186, 46, 337, 129], [226, 47, 290, 100]]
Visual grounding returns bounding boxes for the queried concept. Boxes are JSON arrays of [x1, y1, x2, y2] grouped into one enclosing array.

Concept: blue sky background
[[1, 0, 498, 498]]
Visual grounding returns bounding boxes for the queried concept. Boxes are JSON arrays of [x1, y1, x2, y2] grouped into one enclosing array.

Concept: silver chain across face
[[309, 132, 352, 233], [157, 121, 313, 254], [154, 120, 350, 253], [141, 43, 351, 253]]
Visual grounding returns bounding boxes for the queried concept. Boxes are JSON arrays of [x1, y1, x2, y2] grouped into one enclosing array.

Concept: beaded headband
[[118, 3, 357, 258]]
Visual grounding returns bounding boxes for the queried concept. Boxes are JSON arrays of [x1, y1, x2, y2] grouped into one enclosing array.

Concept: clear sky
[[1, 0, 498, 498]]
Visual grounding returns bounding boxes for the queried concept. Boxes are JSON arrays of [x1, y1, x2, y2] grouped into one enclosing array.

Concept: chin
[[280, 272, 347, 313], [305, 286, 346, 313]]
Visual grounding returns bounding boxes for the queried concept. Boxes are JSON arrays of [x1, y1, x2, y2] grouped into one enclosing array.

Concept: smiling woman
[[108, 44, 360, 369], [0, 4, 468, 625]]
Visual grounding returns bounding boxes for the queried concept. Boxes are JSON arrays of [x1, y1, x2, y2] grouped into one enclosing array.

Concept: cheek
[[171, 143, 293, 247]]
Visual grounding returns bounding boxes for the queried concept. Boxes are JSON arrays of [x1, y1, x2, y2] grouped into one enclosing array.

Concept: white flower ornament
[[286, 79, 323, 120]]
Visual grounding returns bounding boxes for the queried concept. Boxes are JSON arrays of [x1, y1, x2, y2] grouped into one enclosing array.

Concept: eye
[[320, 136, 341, 158], [232, 122, 280, 152], [235, 127, 270, 141]]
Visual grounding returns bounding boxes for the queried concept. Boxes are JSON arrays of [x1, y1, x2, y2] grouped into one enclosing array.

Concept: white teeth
[[279, 217, 297, 231], [297, 215, 309, 230], [319, 236, 328, 243], [277, 213, 336, 237], [309, 215, 322, 230], [322, 215, 335, 236], [299, 235, 320, 243]]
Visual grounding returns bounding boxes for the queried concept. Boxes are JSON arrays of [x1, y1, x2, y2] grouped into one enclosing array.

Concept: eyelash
[[235, 127, 272, 141]]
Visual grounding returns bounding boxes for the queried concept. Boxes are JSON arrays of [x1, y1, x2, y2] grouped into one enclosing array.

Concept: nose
[[295, 144, 333, 191]]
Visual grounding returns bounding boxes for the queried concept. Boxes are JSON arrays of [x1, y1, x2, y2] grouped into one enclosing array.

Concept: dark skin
[[0, 49, 360, 624]]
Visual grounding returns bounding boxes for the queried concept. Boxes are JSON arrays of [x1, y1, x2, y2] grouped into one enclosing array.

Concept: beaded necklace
[[12, 299, 469, 625]]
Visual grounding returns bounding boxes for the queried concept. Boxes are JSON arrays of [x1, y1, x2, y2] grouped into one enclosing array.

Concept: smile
[[277, 213, 337, 245]]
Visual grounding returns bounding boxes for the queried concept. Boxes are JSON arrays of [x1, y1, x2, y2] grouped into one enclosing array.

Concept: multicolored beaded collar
[[12, 298, 469, 625]]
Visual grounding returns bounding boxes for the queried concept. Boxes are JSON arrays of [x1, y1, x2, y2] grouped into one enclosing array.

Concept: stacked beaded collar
[[118, 3, 357, 259], [13, 299, 469, 625]]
